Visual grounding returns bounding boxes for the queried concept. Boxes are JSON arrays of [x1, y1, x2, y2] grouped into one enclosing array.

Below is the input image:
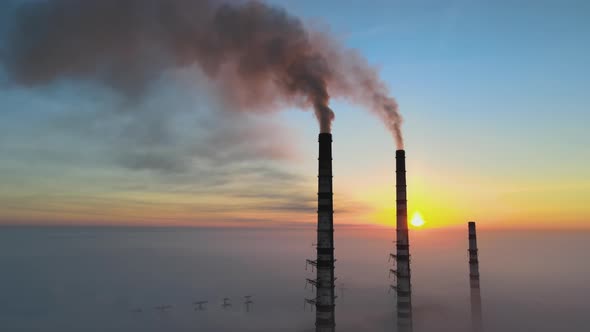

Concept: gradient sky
[[1, 0, 589, 229]]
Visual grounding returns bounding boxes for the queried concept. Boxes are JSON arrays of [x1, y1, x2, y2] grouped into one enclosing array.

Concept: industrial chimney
[[395, 150, 413, 332], [468, 221, 483, 331], [315, 133, 336, 331]]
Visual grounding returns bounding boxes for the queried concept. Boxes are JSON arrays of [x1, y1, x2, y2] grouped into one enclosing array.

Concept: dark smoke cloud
[[2, 0, 403, 146]]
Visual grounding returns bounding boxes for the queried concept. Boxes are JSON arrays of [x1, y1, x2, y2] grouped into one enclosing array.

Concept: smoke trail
[[1, 0, 402, 145]]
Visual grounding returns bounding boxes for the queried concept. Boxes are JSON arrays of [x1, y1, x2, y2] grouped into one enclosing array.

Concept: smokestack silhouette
[[315, 133, 335, 331], [468, 221, 483, 332], [395, 150, 413, 332], [2, 0, 403, 144]]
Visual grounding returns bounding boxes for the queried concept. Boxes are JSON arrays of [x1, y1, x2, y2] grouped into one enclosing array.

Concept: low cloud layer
[[0, 67, 316, 224], [1, 228, 589, 331]]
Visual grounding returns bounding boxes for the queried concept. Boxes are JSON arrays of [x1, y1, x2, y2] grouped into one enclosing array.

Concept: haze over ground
[[1, 227, 589, 331]]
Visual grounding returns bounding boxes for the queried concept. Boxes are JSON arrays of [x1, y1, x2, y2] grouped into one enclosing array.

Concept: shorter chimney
[[468, 221, 483, 332]]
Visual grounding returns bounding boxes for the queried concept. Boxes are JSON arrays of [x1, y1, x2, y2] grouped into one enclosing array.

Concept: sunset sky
[[0, 0, 588, 229]]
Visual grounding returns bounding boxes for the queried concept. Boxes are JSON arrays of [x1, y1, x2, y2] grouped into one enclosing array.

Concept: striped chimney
[[396, 150, 413, 332], [468, 221, 483, 331], [315, 133, 336, 331]]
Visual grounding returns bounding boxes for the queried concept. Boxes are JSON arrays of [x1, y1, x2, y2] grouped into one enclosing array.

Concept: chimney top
[[318, 133, 332, 142]]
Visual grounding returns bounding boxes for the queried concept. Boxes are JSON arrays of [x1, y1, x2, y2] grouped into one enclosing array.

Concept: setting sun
[[410, 212, 426, 228]]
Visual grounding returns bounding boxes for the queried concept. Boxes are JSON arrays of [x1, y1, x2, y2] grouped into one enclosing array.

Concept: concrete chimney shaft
[[468, 221, 483, 332], [315, 133, 335, 331], [396, 150, 413, 332]]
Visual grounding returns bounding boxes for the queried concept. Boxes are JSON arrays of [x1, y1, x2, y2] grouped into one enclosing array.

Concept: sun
[[410, 212, 426, 228]]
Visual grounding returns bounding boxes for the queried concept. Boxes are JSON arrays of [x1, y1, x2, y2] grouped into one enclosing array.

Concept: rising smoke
[[2, 0, 403, 147]]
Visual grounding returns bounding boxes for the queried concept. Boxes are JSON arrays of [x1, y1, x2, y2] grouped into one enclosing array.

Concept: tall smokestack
[[468, 221, 483, 332], [315, 133, 335, 331], [395, 150, 413, 332]]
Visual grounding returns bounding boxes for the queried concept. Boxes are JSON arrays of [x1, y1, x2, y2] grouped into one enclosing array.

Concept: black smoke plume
[[2, 0, 403, 146]]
